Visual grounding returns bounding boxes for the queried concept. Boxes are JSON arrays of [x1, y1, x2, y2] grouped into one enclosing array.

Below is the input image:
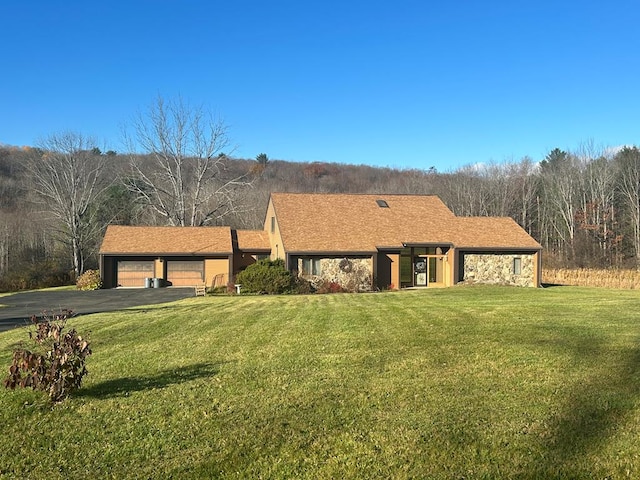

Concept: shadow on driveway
[[0, 288, 195, 332]]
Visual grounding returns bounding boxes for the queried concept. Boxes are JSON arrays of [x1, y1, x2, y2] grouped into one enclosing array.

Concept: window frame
[[302, 258, 321, 275], [513, 257, 522, 275]]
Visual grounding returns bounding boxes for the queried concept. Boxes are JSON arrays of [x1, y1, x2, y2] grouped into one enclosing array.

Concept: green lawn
[[1, 286, 640, 479]]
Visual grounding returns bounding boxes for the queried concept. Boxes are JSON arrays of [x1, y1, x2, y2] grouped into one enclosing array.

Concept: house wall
[[460, 252, 536, 287], [264, 199, 285, 261], [233, 252, 259, 273], [101, 257, 115, 288], [296, 256, 374, 291], [154, 258, 163, 279], [376, 252, 400, 290], [204, 258, 230, 288]]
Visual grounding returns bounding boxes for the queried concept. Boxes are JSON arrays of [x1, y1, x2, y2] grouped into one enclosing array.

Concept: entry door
[[414, 258, 427, 286]]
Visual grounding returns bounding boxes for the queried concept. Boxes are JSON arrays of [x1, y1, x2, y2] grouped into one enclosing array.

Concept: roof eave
[[99, 251, 234, 256], [455, 245, 543, 251], [287, 250, 377, 256]]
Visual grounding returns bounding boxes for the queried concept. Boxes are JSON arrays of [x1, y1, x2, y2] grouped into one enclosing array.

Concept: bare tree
[[26, 132, 111, 278], [124, 96, 251, 227], [615, 146, 640, 263], [575, 145, 618, 265], [539, 148, 583, 261]]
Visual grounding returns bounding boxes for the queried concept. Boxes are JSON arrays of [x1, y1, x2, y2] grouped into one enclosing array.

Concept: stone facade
[[297, 257, 373, 292], [461, 253, 535, 287]]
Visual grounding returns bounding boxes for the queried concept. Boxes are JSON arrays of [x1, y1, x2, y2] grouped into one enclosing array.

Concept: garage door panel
[[117, 261, 154, 287], [167, 260, 204, 286]]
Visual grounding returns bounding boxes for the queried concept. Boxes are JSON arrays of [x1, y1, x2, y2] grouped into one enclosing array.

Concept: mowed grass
[[1, 286, 640, 479]]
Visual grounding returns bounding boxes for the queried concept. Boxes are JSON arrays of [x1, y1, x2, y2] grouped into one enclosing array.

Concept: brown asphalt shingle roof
[[236, 230, 271, 251], [99, 225, 233, 255], [270, 193, 541, 252]]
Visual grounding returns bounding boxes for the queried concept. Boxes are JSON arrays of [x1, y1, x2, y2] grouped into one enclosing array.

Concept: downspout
[[371, 253, 377, 290], [99, 254, 105, 288], [537, 250, 543, 287], [228, 253, 234, 286]]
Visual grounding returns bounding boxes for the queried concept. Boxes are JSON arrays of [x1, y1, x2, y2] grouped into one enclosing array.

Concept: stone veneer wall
[[298, 257, 373, 292], [461, 253, 535, 287]]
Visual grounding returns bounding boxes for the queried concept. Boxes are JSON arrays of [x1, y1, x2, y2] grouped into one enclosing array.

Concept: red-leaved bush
[[4, 310, 91, 402]]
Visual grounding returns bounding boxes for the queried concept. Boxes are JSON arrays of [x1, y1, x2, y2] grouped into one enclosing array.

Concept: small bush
[[4, 310, 92, 402], [291, 275, 313, 294], [236, 259, 293, 294], [316, 280, 344, 294], [76, 269, 102, 290]]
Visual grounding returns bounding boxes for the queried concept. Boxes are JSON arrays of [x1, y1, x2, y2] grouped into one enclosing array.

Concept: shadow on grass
[[77, 362, 221, 399], [520, 331, 640, 478]]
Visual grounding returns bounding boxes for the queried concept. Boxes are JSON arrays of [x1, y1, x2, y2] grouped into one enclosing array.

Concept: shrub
[[291, 275, 313, 294], [236, 259, 293, 294], [316, 280, 344, 294], [76, 269, 102, 290], [4, 310, 92, 402]]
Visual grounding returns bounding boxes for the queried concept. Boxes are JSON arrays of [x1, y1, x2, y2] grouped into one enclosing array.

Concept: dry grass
[[544, 267, 640, 289]]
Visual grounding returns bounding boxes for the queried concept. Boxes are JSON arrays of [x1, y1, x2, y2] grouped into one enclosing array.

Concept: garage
[[166, 260, 204, 286], [99, 226, 234, 289], [117, 260, 154, 287]]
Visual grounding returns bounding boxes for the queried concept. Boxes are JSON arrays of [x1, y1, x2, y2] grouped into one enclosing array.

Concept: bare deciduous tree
[[615, 146, 640, 262], [27, 132, 111, 278], [124, 96, 251, 227]]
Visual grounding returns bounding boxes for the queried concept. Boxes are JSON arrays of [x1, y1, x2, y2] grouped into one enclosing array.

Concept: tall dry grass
[[543, 268, 640, 289]]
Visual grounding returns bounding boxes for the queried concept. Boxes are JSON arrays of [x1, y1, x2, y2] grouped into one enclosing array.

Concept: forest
[[1, 98, 639, 291]]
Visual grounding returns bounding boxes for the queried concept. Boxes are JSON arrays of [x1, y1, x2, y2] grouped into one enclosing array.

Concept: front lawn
[[1, 286, 639, 479]]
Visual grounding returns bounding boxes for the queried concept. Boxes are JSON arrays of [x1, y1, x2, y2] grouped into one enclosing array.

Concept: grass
[[1, 286, 640, 479]]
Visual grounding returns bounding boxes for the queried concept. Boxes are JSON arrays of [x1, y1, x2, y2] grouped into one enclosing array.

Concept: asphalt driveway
[[0, 288, 195, 332]]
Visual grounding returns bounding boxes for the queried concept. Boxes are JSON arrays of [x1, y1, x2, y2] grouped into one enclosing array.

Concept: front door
[[414, 258, 427, 286]]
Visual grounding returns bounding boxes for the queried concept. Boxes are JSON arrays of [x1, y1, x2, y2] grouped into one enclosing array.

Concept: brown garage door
[[167, 260, 204, 286], [117, 260, 154, 287]]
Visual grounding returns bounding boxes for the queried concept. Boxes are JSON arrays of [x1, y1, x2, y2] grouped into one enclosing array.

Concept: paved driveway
[[0, 288, 195, 332]]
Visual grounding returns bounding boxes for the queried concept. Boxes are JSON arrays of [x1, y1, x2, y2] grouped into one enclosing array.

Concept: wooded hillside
[[1, 139, 639, 291]]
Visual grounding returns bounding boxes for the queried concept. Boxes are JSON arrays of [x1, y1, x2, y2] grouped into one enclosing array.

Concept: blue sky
[[2, 1, 640, 171]]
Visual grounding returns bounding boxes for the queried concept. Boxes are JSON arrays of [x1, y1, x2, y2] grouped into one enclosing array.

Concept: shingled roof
[[235, 229, 271, 251], [99, 225, 233, 255], [269, 193, 541, 252]]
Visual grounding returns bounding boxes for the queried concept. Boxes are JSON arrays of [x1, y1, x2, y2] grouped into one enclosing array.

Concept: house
[[99, 193, 542, 289]]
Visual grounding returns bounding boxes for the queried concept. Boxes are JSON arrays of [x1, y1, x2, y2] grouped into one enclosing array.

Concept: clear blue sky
[[2, 1, 640, 171]]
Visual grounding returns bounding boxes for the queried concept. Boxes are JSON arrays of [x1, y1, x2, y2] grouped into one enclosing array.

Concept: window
[[376, 199, 389, 208], [513, 257, 522, 275], [302, 258, 321, 275], [270, 216, 275, 233]]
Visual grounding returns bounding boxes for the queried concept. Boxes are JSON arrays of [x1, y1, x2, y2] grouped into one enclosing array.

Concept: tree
[[539, 148, 581, 262], [26, 132, 111, 278], [256, 153, 269, 166], [615, 146, 640, 263], [124, 96, 251, 226]]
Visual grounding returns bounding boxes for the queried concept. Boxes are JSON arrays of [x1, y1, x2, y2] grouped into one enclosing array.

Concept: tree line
[[1, 98, 639, 290]]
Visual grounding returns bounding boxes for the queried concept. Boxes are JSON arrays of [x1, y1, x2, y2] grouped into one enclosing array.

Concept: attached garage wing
[[166, 260, 204, 286], [117, 260, 154, 287]]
